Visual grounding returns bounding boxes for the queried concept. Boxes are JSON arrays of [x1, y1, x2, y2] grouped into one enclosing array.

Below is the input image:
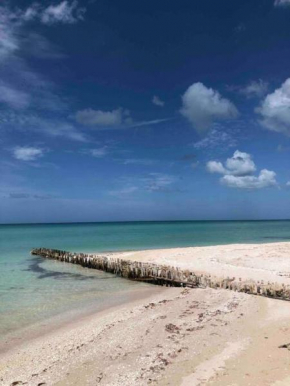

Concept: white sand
[[1, 242, 290, 385], [111, 242, 290, 284]]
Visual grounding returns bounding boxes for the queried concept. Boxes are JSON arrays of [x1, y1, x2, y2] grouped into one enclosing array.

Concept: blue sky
[[1, 0, 290, 223]]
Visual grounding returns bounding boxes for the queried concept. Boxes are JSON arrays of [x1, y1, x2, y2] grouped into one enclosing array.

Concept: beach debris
[[96, 373, 103, 383], [279, 343, 290, 350], [165, 324, 181, 333]]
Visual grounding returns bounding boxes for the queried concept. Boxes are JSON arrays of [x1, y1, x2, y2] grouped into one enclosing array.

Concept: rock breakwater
[[31, 248, 290, 300]]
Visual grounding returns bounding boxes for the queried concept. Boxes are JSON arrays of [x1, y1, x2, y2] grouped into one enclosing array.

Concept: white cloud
[[40, 1, 85, 25], [22, 4, 39, 22], [286, 181, 290, 186], [274, 0, 290, 7], [75, 108, 131, 127], [128, 118, 171, 128], [277, 144, 290, 152], [0, 3, 72, 114], [0, 1, 85, 61], [257, 78, 290, 136], [23, 33, 65, 59], [221, 170, 277, 189], [0, 84, 30, 109], [13, 146, 44, 161], [0, 6, 20, 61], [207, 161, 227, 175], [21, 1, 85, 25], [88, 147, 108, 158], [180, 82, 238, 132], [123, 159, 155, 166], [143, 173, 176, 192], [75, 109, 170, 129], [1, 113, 87, 142], [207, 150, 277, 189], [7, 192, 55, 200], [109, 186, 138, 197], [35, 119, 87, 142], [224, 150, 256, 176], [239, 80, 268, 98], [193, 126, 238, 150], [152, 95, 165, 107]]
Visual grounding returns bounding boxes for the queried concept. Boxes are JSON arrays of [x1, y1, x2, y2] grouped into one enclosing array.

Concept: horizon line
[[1, 218, 290, 226]]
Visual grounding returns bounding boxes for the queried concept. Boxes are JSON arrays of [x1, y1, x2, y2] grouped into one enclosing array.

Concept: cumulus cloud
[[152, 95, 165, 107], [224, 150, 256, 176], [180, 82, 238, 132], [207, 161, 227, 175], [13, 146, 44, 161], [239, 80, 269, 98], [257, 78, 290, 136], [75, 108, 131, 127], [274, 0, 290, 7], [207, 150, 277, 189], [221, 170, 277, 189]]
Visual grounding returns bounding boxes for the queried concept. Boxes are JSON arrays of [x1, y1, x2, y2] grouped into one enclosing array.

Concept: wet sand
[[1, 242, 290, 385]]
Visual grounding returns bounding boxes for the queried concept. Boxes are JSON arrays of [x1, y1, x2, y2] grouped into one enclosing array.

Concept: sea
[[0, 220, 290, 343]]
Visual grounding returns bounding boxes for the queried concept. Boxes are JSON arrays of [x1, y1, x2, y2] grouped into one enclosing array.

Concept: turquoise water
[[0, 220, 290, 340]]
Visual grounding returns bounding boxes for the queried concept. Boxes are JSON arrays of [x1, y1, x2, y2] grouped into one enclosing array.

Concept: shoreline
[[32, 241, 290, 301], [0, 285, 162, 356], [1, 286, 290, 385], [2, 242, 290, 385], [60, 238, 290, 255]]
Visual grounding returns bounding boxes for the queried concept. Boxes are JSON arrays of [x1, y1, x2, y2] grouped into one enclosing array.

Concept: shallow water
[[0, 220, 290, 339]]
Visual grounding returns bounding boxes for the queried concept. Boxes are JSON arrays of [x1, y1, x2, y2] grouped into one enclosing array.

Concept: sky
[[1, 0, 290, 223]]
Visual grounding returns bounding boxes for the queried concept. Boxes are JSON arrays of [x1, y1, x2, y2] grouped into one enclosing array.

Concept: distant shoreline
[[1, 218, 290, 226]]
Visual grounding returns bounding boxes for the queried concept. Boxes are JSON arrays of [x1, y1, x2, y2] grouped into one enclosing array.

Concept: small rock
[[279, 343, 290, 350]]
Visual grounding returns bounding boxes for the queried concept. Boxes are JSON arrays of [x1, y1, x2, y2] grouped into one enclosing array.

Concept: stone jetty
[[31, 248, 290, 301]]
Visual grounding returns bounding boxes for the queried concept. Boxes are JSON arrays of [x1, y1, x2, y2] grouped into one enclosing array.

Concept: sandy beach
[[1, 242, 290, 385], [111, 242, 290, 285]]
